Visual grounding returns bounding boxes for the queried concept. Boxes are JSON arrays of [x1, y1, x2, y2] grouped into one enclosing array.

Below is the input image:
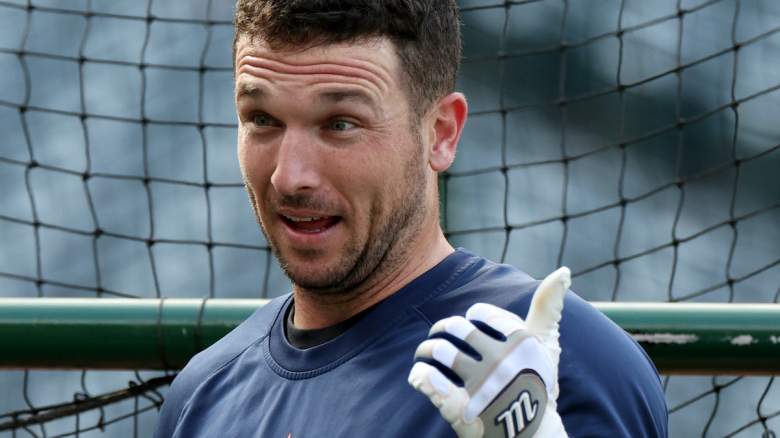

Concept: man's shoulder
[[185, 294, 286, 378], [417, 254, 631, 345], [417, 255, 627, 345], [416, 253, 538, 319], [153, 294, 289, 438]]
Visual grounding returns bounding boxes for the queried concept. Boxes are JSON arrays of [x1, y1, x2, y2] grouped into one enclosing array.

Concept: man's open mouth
[[280, 214, 342, 233]]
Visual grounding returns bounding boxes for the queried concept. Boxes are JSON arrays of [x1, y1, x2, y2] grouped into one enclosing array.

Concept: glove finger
[[409, 361, 476, 430], [465, 302, 525, 337], [525, 267, 569, 351], [408, 361, 458, 401], [432, 314, 509, 352], [429, 316, 498, 361], [429, 315, 477, 340], [414, 338, 480, 375]]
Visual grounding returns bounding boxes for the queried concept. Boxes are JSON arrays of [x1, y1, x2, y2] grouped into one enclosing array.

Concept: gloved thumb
[[525, 266, 570, 366]]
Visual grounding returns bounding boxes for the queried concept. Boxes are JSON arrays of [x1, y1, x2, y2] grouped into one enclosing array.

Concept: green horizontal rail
[[0, 298, 778, 374]]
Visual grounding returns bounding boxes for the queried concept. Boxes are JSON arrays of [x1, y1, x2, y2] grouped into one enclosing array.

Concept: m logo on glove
[[496, 389, 537, 436], [490, 371, 548, 438]]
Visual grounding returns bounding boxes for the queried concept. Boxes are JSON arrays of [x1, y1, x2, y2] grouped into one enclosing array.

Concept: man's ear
[[428, 92, 468, 172]]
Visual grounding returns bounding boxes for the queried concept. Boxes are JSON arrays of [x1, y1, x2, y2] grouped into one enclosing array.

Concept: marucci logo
[[495, 390, 539, 438]]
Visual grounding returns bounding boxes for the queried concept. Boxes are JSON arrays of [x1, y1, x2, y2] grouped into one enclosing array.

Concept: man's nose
[[270, 129, 322, 196]]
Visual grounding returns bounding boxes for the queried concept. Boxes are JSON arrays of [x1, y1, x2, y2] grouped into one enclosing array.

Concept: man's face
[[234, 37, 431, 295]]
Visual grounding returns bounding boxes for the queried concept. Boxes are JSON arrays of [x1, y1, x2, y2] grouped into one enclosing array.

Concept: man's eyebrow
[[318, 90, 379, 113], [236, 83, 265, 100]]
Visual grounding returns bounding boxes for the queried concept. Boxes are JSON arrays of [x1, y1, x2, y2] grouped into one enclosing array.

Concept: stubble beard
[[246, 140, 428, 298]]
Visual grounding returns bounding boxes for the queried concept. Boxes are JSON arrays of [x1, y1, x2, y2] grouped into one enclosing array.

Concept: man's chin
[[286, 272, 354, 296], [280, 256, 355, 294]]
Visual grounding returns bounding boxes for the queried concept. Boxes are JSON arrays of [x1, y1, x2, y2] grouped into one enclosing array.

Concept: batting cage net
[[0, 0, 778, 436]]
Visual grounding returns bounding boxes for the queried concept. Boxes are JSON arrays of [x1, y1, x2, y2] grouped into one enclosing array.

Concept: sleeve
[[152, 296, 287, 437], [555, 294, 669, 438], [153, 369, 199, 438]]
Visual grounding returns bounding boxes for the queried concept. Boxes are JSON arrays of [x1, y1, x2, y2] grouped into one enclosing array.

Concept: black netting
[[0, 0, 778, 436]]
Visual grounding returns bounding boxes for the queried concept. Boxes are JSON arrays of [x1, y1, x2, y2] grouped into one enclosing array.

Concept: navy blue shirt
[[154, 249, 668, 437]]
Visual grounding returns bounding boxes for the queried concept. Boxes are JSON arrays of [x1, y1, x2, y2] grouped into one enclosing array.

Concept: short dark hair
[[233, 0, 461, 117]]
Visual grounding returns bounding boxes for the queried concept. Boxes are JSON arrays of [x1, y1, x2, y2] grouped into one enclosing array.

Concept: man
[[154, 1, 668, 437]]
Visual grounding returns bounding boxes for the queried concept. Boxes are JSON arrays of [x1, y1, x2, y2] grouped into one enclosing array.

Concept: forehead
[[234, 35, 402, 97]]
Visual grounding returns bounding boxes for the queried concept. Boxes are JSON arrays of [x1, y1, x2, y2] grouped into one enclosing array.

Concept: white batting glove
[[408, 267, 571, 438]]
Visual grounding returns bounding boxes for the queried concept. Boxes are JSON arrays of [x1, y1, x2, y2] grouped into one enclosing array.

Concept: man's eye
[[328, 120, 356, 131], [253, 114, 277, 127]]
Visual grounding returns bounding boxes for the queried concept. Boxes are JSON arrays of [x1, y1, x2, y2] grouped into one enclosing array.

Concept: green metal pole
[[0, 298, 263, 370], [599, 302, 780, 375], [0, 298, 778, 374]]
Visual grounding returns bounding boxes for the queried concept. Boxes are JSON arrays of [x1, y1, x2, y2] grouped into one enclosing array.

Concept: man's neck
[[291, 229, 454, 330]]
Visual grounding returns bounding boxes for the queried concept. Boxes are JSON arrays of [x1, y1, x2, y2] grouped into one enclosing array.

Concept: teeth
[[284, 215, 324, 222]]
